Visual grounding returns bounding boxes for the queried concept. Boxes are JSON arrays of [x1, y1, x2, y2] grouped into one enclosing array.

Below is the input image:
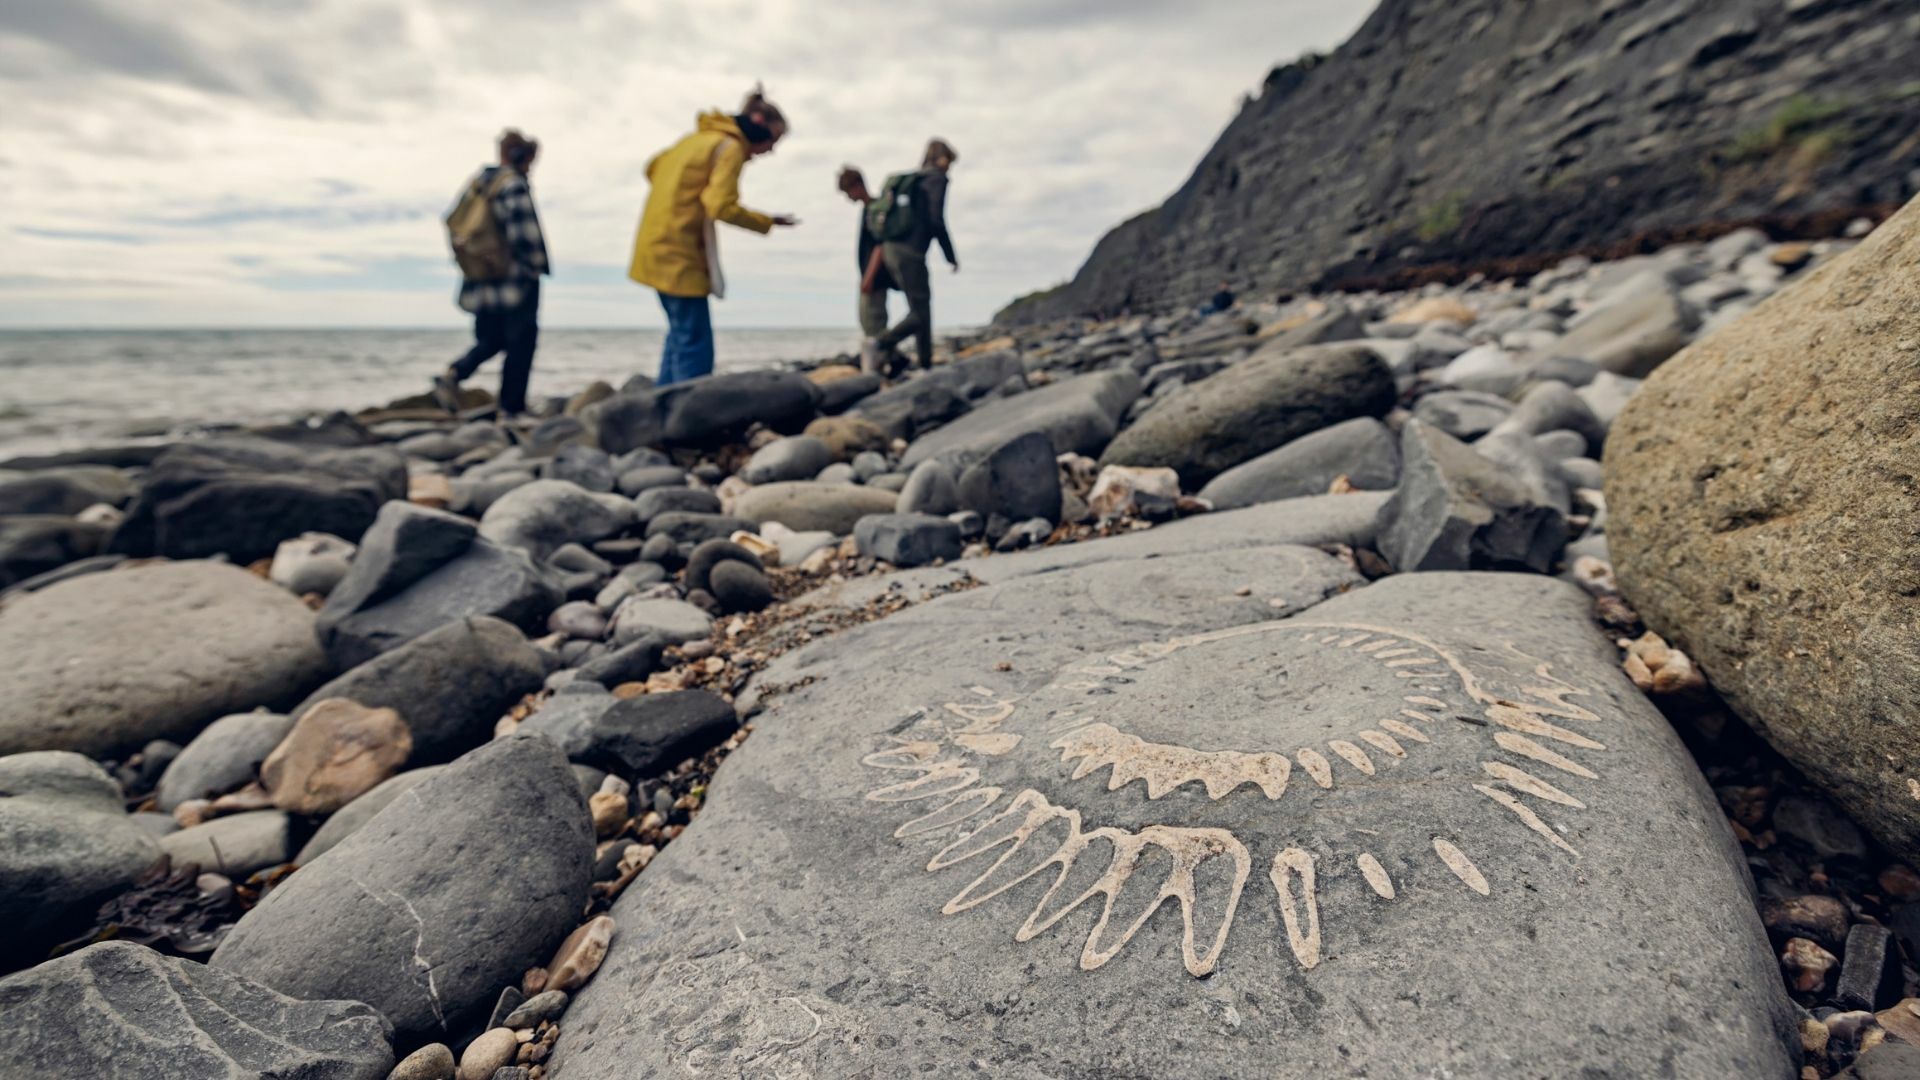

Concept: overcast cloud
[[0, 0, 1368, 330]]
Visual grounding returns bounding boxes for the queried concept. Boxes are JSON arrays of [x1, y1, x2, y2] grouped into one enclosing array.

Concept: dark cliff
[[997, 0, 1920, 324]]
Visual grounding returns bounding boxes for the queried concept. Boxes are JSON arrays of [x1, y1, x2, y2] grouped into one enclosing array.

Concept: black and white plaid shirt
[[457, 165, 551, 314]]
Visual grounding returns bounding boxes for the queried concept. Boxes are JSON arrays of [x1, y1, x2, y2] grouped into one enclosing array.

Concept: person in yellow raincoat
[[630, 87, 798, 385]]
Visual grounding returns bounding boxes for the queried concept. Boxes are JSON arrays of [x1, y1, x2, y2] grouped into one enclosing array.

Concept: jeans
[[874, 242, 933, 368], [452, 281, 539, 415], [657, 291, 714, 386]]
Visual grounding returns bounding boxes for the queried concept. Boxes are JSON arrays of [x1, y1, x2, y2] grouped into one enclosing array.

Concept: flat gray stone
[[1198, 417, 1400, 510], [556, 570, 1794, 1077], [158, 810, 292, 877], [293, 616, 544, 765], [0, 561, 330, 757], [742, 436, 836, 484], [478, 479, 636, 562], [0, 940, 393, 1079], [731, 482, 898, 536], [210, 736, 592, 1042], [317, 540, 560, 670], [0, 752, 160, 958], [609, 598, 712, 646], [790, 492, 1390, 617], [1100, 343, 1395, 488], [901, 370, 1140, 472], [1375, 420, 1567, 573], [156, 711, 294, 811]]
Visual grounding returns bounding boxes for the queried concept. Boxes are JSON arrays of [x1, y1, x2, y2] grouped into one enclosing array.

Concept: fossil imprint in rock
[[863, 620, 1610, 977]]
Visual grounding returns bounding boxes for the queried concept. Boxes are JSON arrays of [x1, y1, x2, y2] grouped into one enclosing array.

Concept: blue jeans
[[657, 292, 713, 386]]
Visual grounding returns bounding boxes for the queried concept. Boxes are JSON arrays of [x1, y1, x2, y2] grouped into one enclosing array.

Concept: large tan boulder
[[1605, 197, 1920, 861]]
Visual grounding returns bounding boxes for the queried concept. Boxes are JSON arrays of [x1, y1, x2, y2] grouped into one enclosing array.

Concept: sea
[[0, 327, 865, 458]]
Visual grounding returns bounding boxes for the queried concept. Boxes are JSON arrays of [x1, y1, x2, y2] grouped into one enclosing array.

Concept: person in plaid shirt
[[435, 130, 550, 418]]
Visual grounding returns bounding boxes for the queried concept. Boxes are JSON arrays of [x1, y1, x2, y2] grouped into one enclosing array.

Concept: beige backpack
[[445, 169, 514, 281]]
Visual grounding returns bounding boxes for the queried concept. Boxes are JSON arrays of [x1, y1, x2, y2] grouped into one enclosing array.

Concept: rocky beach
[[6, 0, 1920, 1075], [3, 202, 1918, 1078]]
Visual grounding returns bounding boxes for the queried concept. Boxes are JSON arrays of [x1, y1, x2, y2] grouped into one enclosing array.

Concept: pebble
[[390, 1042, 456, 1080], [261, 698, 411, 815], [588, 791, 630, 839], [503, 990, 570, 1030], [1781, 936, 1837, 992], [458, 1028, 518, 1080], [546, 915, 615, 992]]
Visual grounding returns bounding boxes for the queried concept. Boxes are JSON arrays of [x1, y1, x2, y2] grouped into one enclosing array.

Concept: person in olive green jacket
[[630, 87, 798, 385], [860, 139, 959, 375]]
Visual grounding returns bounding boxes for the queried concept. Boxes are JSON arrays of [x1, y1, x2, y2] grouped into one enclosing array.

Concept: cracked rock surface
[[208, 735, 592, 1042]]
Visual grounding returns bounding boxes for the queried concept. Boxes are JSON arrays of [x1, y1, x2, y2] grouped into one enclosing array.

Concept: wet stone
[[556, 560, 1794, 1077]]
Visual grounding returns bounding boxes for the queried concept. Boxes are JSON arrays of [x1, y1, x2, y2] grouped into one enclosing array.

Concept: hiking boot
[[431, 369, 462, 413], [859, 338, 883, 375]]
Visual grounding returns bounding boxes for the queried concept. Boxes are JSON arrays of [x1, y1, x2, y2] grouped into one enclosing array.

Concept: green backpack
[[865, 172, 923, 243]]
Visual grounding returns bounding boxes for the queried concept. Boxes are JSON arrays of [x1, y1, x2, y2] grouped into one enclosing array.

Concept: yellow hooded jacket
[[629, 112, 775, 299]]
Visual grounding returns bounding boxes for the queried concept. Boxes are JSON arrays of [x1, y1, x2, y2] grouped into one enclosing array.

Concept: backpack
[[864, 171, 923, 243], [445, 169, 514, 281]]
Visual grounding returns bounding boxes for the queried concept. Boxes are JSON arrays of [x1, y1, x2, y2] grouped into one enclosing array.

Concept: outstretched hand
[[772, 214, 800, 227], [949, 258, 961, 274]]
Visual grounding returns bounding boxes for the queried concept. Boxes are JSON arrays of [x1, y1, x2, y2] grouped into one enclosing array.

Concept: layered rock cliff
[[997, 0, 1920, 324]]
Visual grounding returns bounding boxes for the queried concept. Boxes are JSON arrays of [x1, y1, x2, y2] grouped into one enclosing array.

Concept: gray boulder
[[519, 688, 620, 760], [1375, 420, 1567, 573], [660, 370, 820, 446], [108, 438, 405, 563], [316, 502, 476, 634], [643, 511, 754, 546], [159, 810, 292, 877], [901, 370, 1139, 472], [1487, 380, 1607, 454], [732, 482, 899, 535], [293, 766, 445, 865], [742, 436, 836, 484], [155, 711, 294, 811], [584, 390, 667, 456], [709, 560, 774, 614], [210, 736, 593, 1042], [478, 479, 635, 562], [0, 465, 132, 516], [1198, 417, 1400, 510], [293, 616, 545, 765], [1550, 277, 1697, 377], [1260, 304, 1366, 350], [1410, 389, 1514, 441], [555, 566, 1794, 1078], [540, 444, 616, 493], [574, 636, 667, 688], [1099, 343, 1395, 488], [316, 539, 560, 670], [956, 431, 1062, 530], [0, 515, 111, 588], [633, 485, 721, 522], [684, 538, 763, 595], [581, 689, 737, 776], [0, 752, 160, 958], [0, 560, 330, 757], [854, 513, 963, 567], [851, 379, 968, 441], [609, 598, 711, 646], [616, 464, 690, 497], [0, 941, 393, 1080], [898, 459, 960, 516]]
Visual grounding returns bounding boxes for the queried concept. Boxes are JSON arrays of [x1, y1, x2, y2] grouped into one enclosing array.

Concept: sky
[[0, 0, 1370, 330]]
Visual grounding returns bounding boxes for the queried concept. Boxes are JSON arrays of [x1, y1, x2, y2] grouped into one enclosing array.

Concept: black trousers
[[874, 242, 933, 368], [454, 282, 539, 415]]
